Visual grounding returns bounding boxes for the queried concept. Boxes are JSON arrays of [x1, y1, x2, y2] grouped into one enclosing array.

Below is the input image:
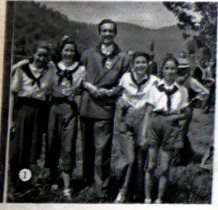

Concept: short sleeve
[[190, 77, 209, 99], [146, 85, 157, 107], [72, 66, 87, 91], [179, 86, 189, 109], [118, 73, 127, 87], [78, 66, 87, 84], [11, 67, 22, 93], [11, 59, 28, 75]]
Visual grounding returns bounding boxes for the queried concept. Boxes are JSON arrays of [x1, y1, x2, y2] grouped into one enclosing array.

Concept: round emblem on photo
[[18, 168, 32, 182], [105, 59, 112, 70]]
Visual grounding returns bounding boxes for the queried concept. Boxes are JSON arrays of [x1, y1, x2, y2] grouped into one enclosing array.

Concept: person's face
[[33, 47, 49, 68], [179, 52, 186, 59], [61, 43, 76, 63], [99, 23, 116, 45], [163, 60, 177, 83], [133, 56, 149, 77]]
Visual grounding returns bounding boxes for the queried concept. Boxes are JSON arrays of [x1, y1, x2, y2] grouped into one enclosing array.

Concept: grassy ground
[[7, 108, 214, 203]]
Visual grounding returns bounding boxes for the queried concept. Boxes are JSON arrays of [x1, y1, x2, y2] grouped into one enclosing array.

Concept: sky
[[42, 2, 179, 29]]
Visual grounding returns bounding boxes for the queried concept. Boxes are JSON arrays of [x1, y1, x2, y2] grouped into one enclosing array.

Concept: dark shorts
[[147, 114, 184, 150], [114, 102, 145, 143]]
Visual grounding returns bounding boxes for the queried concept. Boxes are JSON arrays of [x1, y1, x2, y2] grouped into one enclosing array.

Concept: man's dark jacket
[[79, 45, 131, 120]]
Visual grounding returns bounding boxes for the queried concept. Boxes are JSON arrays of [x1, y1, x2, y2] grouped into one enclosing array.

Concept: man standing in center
[[79, 19, 130, 200]]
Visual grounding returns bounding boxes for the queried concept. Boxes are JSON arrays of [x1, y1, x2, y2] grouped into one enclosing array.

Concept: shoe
[[114, 192, 126, 203], [154, 199, 162, 204], [51, 184, 59, 191], [63, 188, 72, 201], [144, 198, 152, 204]]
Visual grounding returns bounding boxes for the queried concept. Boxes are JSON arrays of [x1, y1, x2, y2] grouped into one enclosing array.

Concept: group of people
[[10, 19, 211, 203]]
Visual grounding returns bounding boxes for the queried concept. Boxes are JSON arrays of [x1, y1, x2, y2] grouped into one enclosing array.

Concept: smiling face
[[133, 55, 149, 77], [33, 47, 49, 68], [61, 43, 76, 63], [99, 23, 116, 45], [163, 60, 177, 84]]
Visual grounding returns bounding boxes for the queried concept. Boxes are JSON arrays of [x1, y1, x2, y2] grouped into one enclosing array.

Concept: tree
[[163, 2, 217, 64]]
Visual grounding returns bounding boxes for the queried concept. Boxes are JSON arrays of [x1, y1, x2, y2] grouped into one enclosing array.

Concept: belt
[[51, 96, 77, 107], [15, 97, 46, 108], [152, 110, 171, 116]]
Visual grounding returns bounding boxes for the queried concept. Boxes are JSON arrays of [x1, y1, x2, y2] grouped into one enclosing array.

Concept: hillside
[[12, 1, 186, 63]]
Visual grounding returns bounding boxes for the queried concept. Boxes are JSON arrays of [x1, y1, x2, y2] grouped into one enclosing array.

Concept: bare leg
[[156, 148, 172, 203], [145, 146, 158, 203]]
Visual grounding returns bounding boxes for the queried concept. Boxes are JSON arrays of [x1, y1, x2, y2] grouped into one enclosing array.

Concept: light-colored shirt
[[51, 61, 86, 99], [101, 44, 115, 56], [11, 61, 52, 101], [147, 79, 189, 113], [185, 77, 209, 100], [118, 72, 159, 110]]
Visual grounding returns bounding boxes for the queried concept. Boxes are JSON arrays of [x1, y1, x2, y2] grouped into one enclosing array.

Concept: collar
[[132, 71, 149, 84], [96, 43, 120, 57], [158, 79, 179, 90], [101, 44, 115, 56], [130, 71, 150, 87], [29, 63, 44, 74], [57, 61, 79, 71]]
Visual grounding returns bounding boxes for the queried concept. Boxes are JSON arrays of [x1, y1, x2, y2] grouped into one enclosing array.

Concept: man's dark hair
[[98, 19, 117, 34]]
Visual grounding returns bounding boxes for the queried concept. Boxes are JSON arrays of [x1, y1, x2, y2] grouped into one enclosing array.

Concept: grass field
[[7, 108, 214, 203]]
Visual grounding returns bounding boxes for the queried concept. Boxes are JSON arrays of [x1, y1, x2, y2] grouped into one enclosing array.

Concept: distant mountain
[[115, 23, 186, 62], [13, 2, 186, 63]]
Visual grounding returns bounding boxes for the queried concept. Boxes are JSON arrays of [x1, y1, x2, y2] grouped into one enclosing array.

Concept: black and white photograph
[[0, 0, 217, 204]]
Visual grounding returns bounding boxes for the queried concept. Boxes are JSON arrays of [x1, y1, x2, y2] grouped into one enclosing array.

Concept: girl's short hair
[[53, 36, 80, 63], [29, 41, 51, 66], [132, 51, 150, 63], [161, 54, 179, 69], [33, 41, 51, 54]]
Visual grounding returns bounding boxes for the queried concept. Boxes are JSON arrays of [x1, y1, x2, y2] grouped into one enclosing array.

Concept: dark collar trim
[[130, 71, 150, 90]]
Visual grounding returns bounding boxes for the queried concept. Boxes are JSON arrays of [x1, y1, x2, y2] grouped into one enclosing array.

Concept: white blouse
[[118, 72, 159, 110], [50, 61, 86, 99], [11, 60, 52, 101], [147, 80, 189, 113]]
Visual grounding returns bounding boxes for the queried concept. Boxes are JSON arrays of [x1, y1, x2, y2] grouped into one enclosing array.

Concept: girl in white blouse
[[47, 37, 86, 200], [141, 55, 189, 204], [11, 41, 52, 191]]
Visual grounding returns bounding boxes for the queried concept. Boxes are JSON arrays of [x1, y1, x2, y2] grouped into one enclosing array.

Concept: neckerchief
[[157, 82, 179, 111], [130, 71, 150, 92], [96, 43, 120, 70], [22, 62, 45, 88], [56, 62, 79, 86]]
